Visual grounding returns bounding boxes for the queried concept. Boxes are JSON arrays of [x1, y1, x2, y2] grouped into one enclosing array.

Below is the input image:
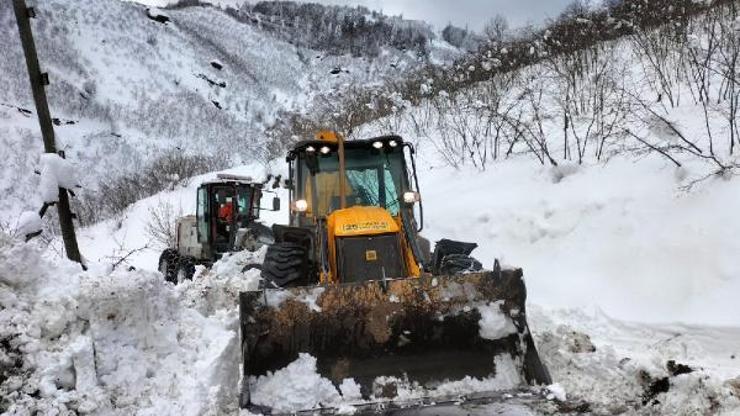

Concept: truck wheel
[[159, 249, 179, 284], [261, 242, 307, 287], [176, 256, 196, 283], [439, 253, 483, 275]]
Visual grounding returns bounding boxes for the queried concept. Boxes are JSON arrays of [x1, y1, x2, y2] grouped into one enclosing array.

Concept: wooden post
[[13, 0, 84, 266]]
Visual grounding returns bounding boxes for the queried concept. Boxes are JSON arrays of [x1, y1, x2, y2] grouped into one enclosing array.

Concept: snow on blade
[[546, 383, 567, 402], [250, 353, 342, 413], [478, 300, 518, 340]]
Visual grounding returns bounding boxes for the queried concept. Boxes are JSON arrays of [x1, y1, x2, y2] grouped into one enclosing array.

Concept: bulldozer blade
[[253, 387, 558, 416], [239, 269, 551, 412]]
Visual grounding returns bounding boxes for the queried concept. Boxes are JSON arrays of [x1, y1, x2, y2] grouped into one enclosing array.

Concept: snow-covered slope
[[0, 0, 456, 221], [417, 156, 740, 327]]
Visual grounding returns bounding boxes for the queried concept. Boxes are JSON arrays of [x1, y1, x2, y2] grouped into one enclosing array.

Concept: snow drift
[[0, 243, 240, 415]]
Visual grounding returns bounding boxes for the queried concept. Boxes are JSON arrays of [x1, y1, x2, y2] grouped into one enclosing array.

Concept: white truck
[[158, 174, 279, 283]]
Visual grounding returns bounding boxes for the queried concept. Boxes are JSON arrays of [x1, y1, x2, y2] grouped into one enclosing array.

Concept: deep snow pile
[[531, 307, 740, 415], [3, 195, 740, 415], [0, 242, 240, 415], [178, 248, 265, 316]]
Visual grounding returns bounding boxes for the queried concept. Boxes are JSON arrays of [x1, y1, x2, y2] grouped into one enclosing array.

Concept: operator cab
[[196, 174, 266, 259], [280, 134, 429, 282], [286, 135, 422, 230]]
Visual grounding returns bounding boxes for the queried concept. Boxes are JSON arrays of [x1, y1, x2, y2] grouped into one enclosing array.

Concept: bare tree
[[483, 15, 509, 44], [145, 200, 180, 249]]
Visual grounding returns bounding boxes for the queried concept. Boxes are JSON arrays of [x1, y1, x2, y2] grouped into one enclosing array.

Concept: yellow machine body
[[323, 206, 421, 284]]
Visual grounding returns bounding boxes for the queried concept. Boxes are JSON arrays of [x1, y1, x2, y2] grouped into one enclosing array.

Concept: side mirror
[[272, 197, 281, 212]]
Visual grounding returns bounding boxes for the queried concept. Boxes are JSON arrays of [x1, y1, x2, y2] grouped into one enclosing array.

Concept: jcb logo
[[342, 221, 391, 233]]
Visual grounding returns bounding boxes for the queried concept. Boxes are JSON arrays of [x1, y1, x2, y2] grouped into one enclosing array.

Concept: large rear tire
[[158, 249, 179, 284], [260, 242, 308, 288], [176, 256, 196, 283]]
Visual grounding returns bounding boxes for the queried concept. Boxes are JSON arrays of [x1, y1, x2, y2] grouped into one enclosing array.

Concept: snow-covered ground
[[3, 227, 740, 415], [4, 151, 739, 415]]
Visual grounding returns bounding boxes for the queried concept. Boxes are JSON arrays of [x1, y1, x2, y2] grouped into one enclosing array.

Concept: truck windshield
[[299, 148, 406, 217]]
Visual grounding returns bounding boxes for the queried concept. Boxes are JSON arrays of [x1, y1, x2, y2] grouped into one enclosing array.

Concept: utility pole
[[13, 0, 84, 266]]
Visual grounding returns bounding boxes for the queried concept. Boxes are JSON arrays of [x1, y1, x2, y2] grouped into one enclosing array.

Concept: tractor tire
[[261, 242, 308, 288], [176, 256, 196, 284], [158, 249, 179, 284], [439, 253, 483, 275]]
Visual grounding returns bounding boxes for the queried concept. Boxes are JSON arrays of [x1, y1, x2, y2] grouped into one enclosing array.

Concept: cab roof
[[201, 173, 262, 187], [288, 135, 405, 160]]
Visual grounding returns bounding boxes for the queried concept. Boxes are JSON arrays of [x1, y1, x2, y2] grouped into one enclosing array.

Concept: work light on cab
[[403, 191, 420, 204], [293, 199, 308, 212]]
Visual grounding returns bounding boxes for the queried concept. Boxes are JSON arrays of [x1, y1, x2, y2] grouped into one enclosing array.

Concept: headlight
[[306, 146, 316, 153], [403, 191, 420, 204], [320, 146, 331, 154], [389, 140, 398, 147], [372, 141, 384, 149], [294, 199, 308, 212]]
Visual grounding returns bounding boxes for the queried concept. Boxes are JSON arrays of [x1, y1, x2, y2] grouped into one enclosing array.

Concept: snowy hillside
[[0, 0, 459, 222]]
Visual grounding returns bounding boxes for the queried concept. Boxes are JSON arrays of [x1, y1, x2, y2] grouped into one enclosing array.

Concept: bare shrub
[[145, 200, 179, 249], [75, 151, 221, 225]]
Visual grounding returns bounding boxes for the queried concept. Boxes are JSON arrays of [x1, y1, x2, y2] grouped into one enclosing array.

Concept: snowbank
[[0, 243, 239, 415], [531, 306, 740, 415], [3, 212, 740, 415]]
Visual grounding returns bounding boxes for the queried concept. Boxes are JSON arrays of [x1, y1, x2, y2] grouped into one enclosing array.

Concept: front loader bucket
[[239, 269, 551, 412]]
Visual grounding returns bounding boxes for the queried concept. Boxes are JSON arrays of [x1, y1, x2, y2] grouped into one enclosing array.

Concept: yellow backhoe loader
[[239, 132, 551, 414]]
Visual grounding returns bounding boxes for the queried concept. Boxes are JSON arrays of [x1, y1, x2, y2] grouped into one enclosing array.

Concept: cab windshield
[[299, 148, 407, 217]]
